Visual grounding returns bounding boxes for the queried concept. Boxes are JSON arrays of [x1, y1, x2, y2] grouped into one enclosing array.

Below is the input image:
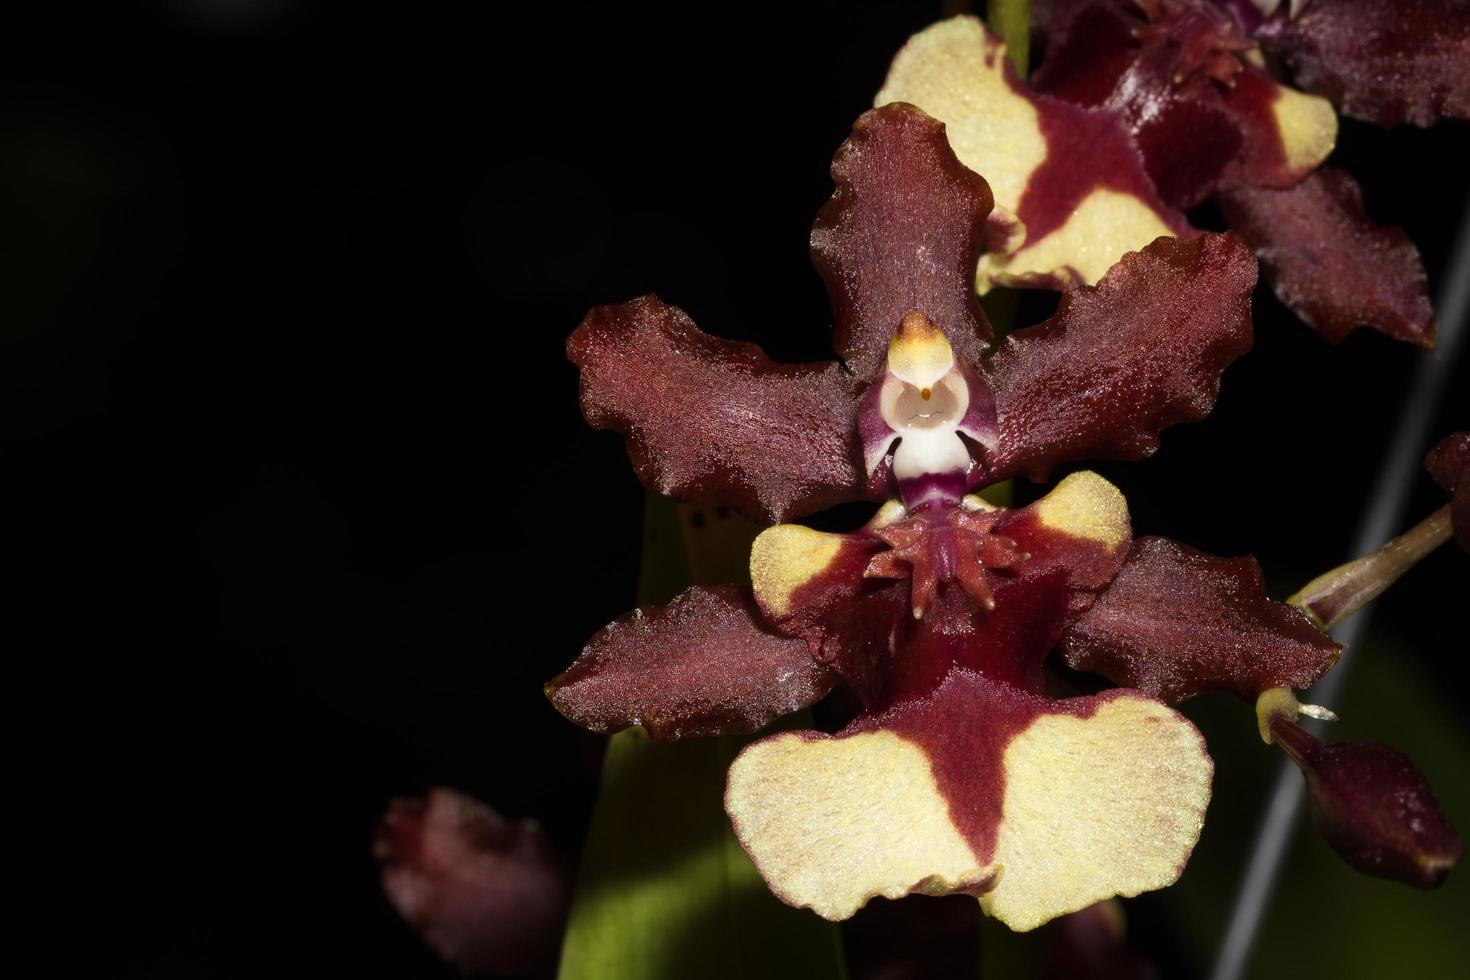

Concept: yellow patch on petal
[[749, 525, 846, 618], [978, 191, 1175, 292], [981, 696, 1212, 931], [726, 730, 989, 921], [866, 500, 909, 529], [886, 312, 955, 387], [877, 16, 1044, 233], [1034, 471, 1130, 550], [1269, 85, 1337, 174]]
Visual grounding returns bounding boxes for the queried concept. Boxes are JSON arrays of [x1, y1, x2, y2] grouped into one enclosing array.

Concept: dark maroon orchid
[[546, 103, 1385, 930], [375, 788, 570, 977], [880, 3, 1458, 347]]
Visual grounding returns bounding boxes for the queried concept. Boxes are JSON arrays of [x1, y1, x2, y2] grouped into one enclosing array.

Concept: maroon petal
[[374, 787, 570, 977], [1425, 431, 1470, 552], [1270, 719, 1462, 888], [982, 233, 1255, 484], [1057, 536, 1341, 701], [811, 104, 995, 381], [546, 585, 836, 741], [1217, 167, 1436, 347], [568, 296, 868, 524], [1259, 0, 1470, 128]]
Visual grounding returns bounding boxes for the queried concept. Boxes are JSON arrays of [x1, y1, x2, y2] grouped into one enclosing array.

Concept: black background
[[5, 1, 1465, 976]]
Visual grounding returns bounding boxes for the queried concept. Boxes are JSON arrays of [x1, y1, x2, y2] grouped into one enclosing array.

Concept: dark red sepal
[[1218, 168, 1436, 348], [374, 787, 570, 977], [811, 104, 995, 381], [1271, 719, 1462, 888], [568, 296, 868, 524], [982, 233, 1255, 484], [1057, 536, 1340, 701], [547, 586, 836, 741], [1425, 431, 1470, 552], [1258, 0, 1470, 128]]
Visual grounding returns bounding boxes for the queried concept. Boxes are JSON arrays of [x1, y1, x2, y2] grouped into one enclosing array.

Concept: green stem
[[988, 0, 1031, 78], [1288, 505, 1453, 632]]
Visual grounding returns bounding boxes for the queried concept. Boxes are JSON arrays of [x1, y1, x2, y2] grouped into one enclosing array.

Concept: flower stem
[[1288, 504, 1453, 631], [988, 0, 1031, 77]]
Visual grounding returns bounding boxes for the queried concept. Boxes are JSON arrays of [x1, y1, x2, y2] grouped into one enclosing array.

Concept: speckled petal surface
[[878, 16, 1186, 291], [996, 470, 1133, 614], [547, 586, 836, 741], [1259, 0, 1470, 128], [811, 104, 995, 381], [982, 233, 1255, 484], [568, 296, 869, 524], [1058, 536, 1341, 701], [725, 669, 1212, 929], [1217, 167, 1436, 347]]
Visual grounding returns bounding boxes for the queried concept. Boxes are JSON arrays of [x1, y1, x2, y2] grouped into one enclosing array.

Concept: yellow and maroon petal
[[1032, 0, 1335, 208], [1259, 0, 1470, 128], [996, 470, 1133, 614], [1425, 432, 1470, 552], [1217, 167, 1436, 347], [568, 296, 869, 524], [877, 16, 1187, 292], [725, 669, 1211, 929], [982, 233, 1255, 485], [546, 586, 836, 741], [1057, 536, 1341, 701], [810, 104, 995, 382]]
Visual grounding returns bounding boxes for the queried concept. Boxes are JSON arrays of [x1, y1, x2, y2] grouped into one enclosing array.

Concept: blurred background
[[5, 1, 1464, 976]]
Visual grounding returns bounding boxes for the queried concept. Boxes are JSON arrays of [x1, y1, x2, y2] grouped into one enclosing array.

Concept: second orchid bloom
[[543, 103, 1455, 931]]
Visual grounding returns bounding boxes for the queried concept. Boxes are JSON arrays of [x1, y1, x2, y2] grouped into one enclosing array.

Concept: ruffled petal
[[811, 104, 996, 381], [1034, 0, 1335, 208], [878, 16, 1187, 292], [996, 470, 1133, 615], [982, 233, 1255, 484], [1258, 0, 1470, 128], [725, 669, 1211, 930], [1217, 167, 1436, 347], [546, 586, 836, 741], [568, 296, 868, 523], [1057, 536, 1341, 701]]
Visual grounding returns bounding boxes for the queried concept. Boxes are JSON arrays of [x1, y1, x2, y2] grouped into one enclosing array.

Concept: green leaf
[[988, 0, 1031, 78]]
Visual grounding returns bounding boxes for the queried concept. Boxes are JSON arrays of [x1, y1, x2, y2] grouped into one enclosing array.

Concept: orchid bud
[[1267, 717, 1461, 888]]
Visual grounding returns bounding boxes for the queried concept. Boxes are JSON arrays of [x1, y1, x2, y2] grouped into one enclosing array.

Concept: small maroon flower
[[882, 4, 1455, 347], [374, 788, 570, 977], [549, 104, 1352, 929]]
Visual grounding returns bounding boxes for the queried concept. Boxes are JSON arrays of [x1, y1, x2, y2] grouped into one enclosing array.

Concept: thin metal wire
[[1207, 205, 1470, 980]]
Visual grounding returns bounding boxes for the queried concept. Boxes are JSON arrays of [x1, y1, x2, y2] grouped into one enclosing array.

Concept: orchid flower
[[880, 2, 1463, 347], [539, 103, 1451, 931]]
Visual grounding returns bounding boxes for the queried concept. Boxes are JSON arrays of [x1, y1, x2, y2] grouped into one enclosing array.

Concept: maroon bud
[[1424, 432, 1470, 553], [1271, 719, 1461, 888], [374, 787, 570, 977]]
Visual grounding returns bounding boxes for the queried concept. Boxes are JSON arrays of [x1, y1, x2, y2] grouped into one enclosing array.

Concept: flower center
[[865, 501, 1027, 619], [1133, 0, 1257, 87]]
